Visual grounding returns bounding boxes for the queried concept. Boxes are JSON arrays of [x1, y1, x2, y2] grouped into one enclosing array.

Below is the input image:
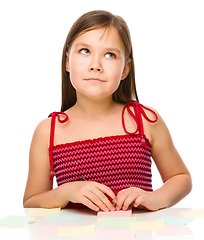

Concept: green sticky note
[[101, 217, 137, 228], [0, 215, 35, 229]]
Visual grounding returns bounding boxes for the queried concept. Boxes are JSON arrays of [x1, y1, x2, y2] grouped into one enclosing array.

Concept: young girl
[[23, 10, 192, 212]]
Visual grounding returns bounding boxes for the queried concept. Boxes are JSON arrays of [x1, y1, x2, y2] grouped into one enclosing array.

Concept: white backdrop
[[0, 0, 203, 211]]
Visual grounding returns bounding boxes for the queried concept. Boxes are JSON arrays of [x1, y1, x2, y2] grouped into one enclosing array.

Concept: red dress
[[48, 101, 158, 207]]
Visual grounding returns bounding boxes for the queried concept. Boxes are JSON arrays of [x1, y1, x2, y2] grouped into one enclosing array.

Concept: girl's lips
[[84, 78, 105, 82]]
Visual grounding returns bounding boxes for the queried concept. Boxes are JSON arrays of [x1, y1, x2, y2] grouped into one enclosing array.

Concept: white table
[[0, 207, 204, 239]]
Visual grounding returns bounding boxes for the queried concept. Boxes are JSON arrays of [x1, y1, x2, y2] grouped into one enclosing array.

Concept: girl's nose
[[89, 56, 103, 72], [90, 66, 102, 72]]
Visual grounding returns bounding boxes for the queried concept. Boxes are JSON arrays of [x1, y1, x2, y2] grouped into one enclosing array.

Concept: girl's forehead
[[71, 27, 125, 51]]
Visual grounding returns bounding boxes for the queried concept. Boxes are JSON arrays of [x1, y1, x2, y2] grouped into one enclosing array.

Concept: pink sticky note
[[97, 208, 132, 218], [155, 226, 194, 236], [96, 229, 135, 240], [37, 226, 62, 234]]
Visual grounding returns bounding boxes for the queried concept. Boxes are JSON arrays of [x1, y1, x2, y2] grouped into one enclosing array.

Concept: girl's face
[[66, 27, 130, 102]]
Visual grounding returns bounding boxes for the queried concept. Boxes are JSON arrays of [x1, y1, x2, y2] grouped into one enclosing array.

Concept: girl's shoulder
[[32, 117, 52, 147], [142, 105, 173, 148], [142, 105, 165, 128], [35, 117, 51, 133], [125, 103, 161, 127], [140, 104, 159, 122], [135, 104, 168, 146]]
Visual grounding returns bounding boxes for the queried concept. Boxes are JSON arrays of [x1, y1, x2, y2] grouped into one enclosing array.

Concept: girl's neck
[[73, 96, 118, 119]]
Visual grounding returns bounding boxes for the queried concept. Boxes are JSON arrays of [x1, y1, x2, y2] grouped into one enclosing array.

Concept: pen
[[79, 176, 116, 204]]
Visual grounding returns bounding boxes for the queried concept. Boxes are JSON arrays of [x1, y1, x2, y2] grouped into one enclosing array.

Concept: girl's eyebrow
[[75, 42, 91, 48], [105, 48, 122, 55], [75, 42, 122, 55]]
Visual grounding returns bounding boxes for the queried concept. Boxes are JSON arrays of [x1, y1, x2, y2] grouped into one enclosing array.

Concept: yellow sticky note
[[58, 225, 95, 237], [178, 208, 204, 218], [129, 220, 165, 231], [27, 207, 61, 216]]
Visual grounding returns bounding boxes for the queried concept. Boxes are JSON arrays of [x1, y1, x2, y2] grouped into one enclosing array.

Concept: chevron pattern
[[52, 134, 153, 194]]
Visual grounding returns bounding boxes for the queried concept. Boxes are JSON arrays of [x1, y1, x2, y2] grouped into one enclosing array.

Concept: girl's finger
[[94, 184, 117, 210], [80, 196, 100, 212], [134, 195, 146, 208], [92, 188, 115, 211], [116, 190, 129, 210], [81, 186, 113, 212], [96, 183, 116, 203], [122, 193, 138, 210]]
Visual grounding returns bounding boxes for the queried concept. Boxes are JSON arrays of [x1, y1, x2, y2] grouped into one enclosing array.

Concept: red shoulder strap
[[48, 112, 69, 181], [122, 102, 158, 147]]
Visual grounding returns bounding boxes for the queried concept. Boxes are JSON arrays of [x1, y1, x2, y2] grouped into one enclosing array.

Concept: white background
[[0, 0, 203, 211]]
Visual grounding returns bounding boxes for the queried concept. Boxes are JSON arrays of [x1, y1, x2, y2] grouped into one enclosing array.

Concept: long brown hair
[[61, 10, 139, 112]]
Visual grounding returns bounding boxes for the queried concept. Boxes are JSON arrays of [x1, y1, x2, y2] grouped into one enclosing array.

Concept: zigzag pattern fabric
[[52, 134, 153, 193], [49, 102, 158, 207]]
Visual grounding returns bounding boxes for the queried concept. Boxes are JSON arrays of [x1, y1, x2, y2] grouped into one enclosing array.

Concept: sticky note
[[37, 226, 62, 234], [27, 207, 61, 216], [156, 236, 195, 240], [45, 214, 80, 222], [155, 226, 194, 236], [178, 208, 204, 218], [0, 215, 35, 229], [101, 217, 137, 228], [157, 216, 194, 225], [58, 224, 95, 236], [97, 208, 132, 218], [129, 220, 165, 231], [96, 229, 135, 240]]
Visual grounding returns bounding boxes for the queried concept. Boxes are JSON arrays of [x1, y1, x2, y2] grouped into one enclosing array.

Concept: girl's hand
[[63, 181, 117, 212], [116, 187, 161, 211]]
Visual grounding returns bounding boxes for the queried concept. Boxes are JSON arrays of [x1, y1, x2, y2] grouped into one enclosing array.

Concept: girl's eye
[[105, 52, 116, 59], [80, 48, 90, 55]]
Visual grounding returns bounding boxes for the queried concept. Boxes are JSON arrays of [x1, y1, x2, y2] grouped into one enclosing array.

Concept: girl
[[23, 10, 192, 212]]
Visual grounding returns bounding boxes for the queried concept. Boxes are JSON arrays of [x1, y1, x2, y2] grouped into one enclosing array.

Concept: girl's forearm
[[154, 174, 192, 209], [23, 184, 69, 209]]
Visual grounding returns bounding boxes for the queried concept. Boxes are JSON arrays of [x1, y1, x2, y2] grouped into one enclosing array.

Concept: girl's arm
[[23, 119, 116, 211], [23, 119, 68, 208], [150, 110, 192, 209], [116, 109, 192, 211]]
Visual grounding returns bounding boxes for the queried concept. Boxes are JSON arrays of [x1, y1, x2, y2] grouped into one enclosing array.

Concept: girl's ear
[[65, 55, 70, 72], [121, 59, 131, 80]]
